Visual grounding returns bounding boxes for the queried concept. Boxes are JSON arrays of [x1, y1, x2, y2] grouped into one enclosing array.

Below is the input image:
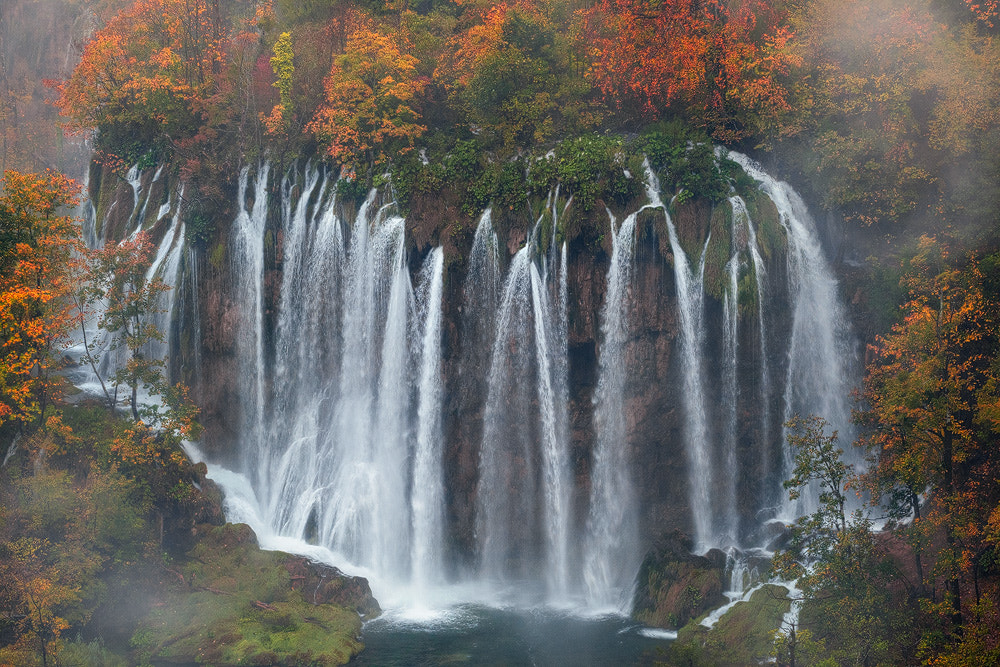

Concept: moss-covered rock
[[132, 523, 378, 666], [632, 531, 727, 630], [703, 203, 734, 301], [743, 189, 785, 262], [667, 583, 791, 666]]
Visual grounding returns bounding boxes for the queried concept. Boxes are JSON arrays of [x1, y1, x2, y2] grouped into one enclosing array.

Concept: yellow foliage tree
[[308, 15, 426, 173]]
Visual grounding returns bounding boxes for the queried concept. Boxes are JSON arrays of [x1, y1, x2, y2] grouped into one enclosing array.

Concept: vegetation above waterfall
[[33, 0, 998, 251]]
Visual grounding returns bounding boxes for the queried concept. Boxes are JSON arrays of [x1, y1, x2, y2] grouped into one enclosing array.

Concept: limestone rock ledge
[[132, 523, 380, 666]]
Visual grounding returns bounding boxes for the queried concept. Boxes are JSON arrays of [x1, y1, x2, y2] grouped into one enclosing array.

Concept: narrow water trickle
[[412, 246, 446, 592], [661, 185, 714, 551]]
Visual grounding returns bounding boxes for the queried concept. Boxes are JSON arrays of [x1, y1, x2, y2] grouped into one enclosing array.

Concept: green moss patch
[[703, 203, 734, 301], [743, 190, 785, 262], [632, 533, 727, 630], [668, 583, 791, 667], [132, 524, 366, 666]]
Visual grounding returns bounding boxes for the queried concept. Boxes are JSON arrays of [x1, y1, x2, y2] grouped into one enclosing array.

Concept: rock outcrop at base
[[132, 523, 379, 666], [631, 531, 727, 629]]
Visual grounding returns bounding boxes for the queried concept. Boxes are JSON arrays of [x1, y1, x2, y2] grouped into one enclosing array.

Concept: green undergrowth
[[666, 584, 791, 666], [391, 121, 782, 271], [132, 523, 363, 666]]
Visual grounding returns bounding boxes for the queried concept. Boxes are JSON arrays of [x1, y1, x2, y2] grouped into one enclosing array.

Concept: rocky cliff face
[[85, 155, 848, 600]]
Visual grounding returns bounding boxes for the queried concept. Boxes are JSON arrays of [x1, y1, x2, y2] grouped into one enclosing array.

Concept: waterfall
[[583, 201, 643, 610], [730, 195, 772, 502], [661, 188, 714, 550], [226, 165, 458, 598], [412, 246, 446, 590], [477, 243, 539, 584], [326, 205, 411, 572], [144, 186, 186, 364], [530, 248, 570, 600], [473, 204, 572, 602], [70, 166, 189, 410], [97, 152, 859, 615], [728, 152, 858, 519], [232, 165, 271, 496], [721, 249, 739, 546]]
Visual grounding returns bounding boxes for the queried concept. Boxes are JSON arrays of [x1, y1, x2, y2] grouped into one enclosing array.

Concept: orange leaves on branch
[[578, 0, 714, 117], [966, 0, 999, 27], [0, 170, 82, 431], [57, 0, 227, 140], [860, 236, 1000, 612], [576, 0, 797, 142]]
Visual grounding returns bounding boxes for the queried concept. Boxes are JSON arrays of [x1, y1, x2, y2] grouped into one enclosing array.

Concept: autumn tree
[[0, 537, 81, 667], [0, 170, 81, 439], [57, 0, 229, 163], [308, 12, 426, 175], [81, 233, 170, 424], [859, 236, 1000, 640], [439, 0, 595, 149], [576, 0, 797, 143]]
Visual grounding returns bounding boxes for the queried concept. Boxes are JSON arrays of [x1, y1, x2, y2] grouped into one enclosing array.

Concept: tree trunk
[[942, 427, 963, 634], [911, 489, 925, 594]]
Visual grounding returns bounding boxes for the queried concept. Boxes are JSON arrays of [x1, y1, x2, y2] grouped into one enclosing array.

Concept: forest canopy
[[48, 0, 1000, 246]]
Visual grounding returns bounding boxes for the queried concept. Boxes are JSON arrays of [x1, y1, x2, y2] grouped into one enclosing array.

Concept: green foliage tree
[[264, 31, 295, 135], [83, 233, 169, 423], [773, 416, 913, 666]]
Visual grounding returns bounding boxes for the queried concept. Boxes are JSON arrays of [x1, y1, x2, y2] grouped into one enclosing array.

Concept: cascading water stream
[[412, 246, 446, 592], [225, 167, 457, 603], [721, 249, 740, 546], [728, 152, 858, 519], [530, 250, 571, 600], [474, 201, 573, 602], [477, 240, 538, 586], [233, 165, 271, 496], [582, 168, 658, 609], [716, 195, 770, 545], [71, 168, 189, 409], [731, 196, 772, 485], [659, 182, 714, 551]]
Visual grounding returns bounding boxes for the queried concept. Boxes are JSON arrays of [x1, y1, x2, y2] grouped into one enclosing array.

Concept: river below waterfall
[[352, 607, 672, 666]]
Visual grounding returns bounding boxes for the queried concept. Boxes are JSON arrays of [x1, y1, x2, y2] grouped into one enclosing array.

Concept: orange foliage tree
[[576, 0, 797, 142], [308, 12, 427, 172], [859, 237, 1000, 636], [0, 170, 81, 434], [56, 0, 228, 157]]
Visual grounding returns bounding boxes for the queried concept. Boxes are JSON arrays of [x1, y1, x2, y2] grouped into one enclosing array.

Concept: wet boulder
[[632, 531, 727, 629]]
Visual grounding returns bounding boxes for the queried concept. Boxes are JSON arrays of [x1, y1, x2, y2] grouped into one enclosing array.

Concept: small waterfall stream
[[728, 152, 859, 519], [661, 182, 715, 550], [412, 247, 446, 591]]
